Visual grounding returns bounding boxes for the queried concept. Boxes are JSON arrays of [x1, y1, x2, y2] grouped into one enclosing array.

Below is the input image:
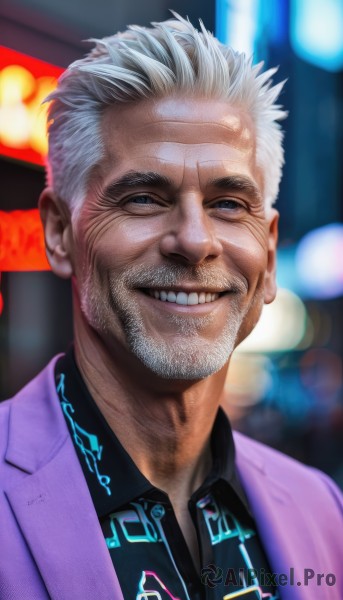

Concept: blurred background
[[1, 0, 342, 487]]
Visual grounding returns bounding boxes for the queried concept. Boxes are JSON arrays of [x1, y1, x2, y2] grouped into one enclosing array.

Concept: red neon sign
[[0, 209, 50, 271], [0, 46, 64, 166]]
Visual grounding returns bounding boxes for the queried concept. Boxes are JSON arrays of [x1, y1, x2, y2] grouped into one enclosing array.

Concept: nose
[[159, 196, 223, 265]]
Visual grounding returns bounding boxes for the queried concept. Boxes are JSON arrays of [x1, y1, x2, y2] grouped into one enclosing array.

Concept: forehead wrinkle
[[133, 117, 244, 131], [135, 120, 239, 127], [128, 123, 252, 145], [127, 138, 251, 149], [126, 142, 252, 150]]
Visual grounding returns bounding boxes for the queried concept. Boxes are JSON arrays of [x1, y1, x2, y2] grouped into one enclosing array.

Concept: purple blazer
[[0, 357, 342, 599]]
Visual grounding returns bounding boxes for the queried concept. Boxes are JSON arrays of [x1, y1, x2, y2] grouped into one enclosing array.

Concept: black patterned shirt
[[55, 349, 279, 600]]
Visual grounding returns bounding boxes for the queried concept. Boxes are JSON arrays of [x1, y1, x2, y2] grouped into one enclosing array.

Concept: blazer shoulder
[[233, 429, 306, 469], [233, 429, 343, 510]]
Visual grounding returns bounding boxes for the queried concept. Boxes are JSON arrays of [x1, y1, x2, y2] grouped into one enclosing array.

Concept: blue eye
[[215, 199, 241, 209], [129, 195, 154, 204]]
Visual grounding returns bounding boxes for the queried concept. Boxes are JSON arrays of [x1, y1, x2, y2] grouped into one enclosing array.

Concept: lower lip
[[138, 290, 226, 314]]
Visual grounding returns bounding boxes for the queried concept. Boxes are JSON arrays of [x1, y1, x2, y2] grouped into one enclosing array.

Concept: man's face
[[71, 96, 278, 379]]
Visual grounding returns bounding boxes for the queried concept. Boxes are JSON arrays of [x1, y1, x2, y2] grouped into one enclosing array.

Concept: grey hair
[[45, 13, 287, 214]]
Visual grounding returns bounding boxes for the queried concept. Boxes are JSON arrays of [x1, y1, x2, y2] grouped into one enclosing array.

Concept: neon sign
[[0, 46, 64, 165], [0, 209, 50, 271]]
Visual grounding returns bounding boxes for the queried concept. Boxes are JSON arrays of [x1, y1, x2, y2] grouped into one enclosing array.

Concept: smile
[[145, 289, 222, 305]]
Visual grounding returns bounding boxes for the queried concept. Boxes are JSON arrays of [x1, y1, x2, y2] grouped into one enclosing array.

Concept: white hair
[[45, 13, 287, 214]]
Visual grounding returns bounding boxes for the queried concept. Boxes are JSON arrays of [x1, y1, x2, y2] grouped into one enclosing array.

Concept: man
[[0, 14, 342, 600]]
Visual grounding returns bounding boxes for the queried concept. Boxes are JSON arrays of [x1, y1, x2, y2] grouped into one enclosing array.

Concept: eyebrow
[[102, 170, 262, 204], [102, 170, 173, 197], [208, 175, 262, 203]]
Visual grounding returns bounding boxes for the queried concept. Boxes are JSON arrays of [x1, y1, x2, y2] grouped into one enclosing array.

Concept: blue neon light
[[216, 0, 288, 62], [290, 0, 343, 72]]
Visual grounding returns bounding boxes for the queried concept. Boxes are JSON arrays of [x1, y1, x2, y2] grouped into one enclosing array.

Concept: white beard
[[80, 264, 248, 380]]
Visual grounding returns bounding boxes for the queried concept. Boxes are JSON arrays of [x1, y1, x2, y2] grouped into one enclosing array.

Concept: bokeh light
[[237, 288, 308, 353], [296, 223, 343, 299]]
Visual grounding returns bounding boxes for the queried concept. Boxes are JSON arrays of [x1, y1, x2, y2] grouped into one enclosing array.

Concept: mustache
[[113, 265, 248, 294]]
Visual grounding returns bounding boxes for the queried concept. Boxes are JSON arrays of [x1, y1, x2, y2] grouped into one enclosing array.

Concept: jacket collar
[[233, 431, 325, 600], [6, 356, 66, 473], [5, 357, 124, 600]]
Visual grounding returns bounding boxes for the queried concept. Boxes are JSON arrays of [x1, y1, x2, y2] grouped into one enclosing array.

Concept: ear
[[39, 187, 74, 279], [264, 208, 279, 305]]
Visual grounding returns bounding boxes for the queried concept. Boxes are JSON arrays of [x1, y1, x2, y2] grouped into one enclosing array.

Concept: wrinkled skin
[[71, 97, 277, 372]]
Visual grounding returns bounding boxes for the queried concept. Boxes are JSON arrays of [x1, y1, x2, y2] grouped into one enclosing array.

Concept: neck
[[73, 313, 229, 499]]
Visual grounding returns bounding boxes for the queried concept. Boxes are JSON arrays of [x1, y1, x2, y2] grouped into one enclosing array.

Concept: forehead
[[100, 96, 260, 188]]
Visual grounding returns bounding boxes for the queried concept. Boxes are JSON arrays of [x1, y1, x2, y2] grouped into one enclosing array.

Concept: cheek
[[221, 226, 269, 291], [83, 217, 163, 274], [221, 226, 269, 345]]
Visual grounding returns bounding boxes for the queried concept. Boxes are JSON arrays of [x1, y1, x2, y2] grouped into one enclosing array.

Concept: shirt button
[[151, 504, 165, 519]]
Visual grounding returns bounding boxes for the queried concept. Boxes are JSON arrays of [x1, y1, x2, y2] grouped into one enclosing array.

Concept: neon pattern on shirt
[[197, 494, 254, 545], [137, 570, 181, 600], [106, 501, 161, 549], [56, 372, 112, 496]]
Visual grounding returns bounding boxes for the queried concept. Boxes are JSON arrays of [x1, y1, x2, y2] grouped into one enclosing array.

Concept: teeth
[[176, 292, 188, 305], [187, 292, 198, 306], [149, 289, 220, 305]]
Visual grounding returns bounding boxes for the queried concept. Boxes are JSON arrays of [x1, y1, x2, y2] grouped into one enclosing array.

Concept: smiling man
[[0, 15, 342, 600]]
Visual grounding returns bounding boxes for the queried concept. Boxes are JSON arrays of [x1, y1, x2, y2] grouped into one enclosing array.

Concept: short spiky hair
[[46, 14, 287, 214]]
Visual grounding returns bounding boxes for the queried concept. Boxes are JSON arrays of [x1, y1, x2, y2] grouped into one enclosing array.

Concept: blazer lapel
[[234, 432, 325, 600], [5, 358, 124, 600]]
